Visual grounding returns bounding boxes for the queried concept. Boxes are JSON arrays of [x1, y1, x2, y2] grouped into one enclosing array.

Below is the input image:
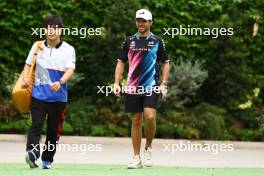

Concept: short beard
[[138, 28, 149, 34]]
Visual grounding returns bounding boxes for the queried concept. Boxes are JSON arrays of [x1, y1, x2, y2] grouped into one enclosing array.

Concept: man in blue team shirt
[[114, 9, 170, 169]]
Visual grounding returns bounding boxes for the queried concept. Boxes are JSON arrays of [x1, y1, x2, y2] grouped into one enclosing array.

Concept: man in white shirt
[[22, 15, 75, 169]]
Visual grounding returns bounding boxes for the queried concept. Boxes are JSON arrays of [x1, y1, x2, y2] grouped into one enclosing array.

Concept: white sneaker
[[144, 147, 153, 167], [128, 155, 143, 169]]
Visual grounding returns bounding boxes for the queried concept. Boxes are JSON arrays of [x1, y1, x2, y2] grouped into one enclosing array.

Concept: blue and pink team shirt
[[25, 40, 76, 102], [118, 33, 169, 94]]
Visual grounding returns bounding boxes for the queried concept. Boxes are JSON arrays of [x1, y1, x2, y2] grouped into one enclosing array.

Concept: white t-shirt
[[25, 40, 76, 102]]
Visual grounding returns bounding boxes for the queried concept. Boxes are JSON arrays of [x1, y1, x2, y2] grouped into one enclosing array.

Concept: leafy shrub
[[164, 57, 208, 108]]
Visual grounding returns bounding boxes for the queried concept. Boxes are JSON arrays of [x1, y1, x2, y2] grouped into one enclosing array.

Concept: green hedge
[[0, 0, 264, 141]]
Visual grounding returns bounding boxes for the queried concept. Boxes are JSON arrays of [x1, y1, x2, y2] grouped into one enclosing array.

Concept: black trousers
[[26, 97, 66, 162]]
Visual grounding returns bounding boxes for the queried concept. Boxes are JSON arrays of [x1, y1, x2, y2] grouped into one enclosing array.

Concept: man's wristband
[[161, 80, 168, 85], [59, 79, 66, 85]]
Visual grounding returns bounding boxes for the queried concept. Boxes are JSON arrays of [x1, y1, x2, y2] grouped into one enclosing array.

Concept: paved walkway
[[0, 134, 263, 168]]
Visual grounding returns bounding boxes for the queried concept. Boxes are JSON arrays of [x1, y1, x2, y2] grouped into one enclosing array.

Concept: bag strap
[[32, 41, 42, 65], [28, 41, 43, 77]]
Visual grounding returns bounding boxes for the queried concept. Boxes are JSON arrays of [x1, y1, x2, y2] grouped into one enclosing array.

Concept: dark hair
[[43, 15, 63, 28]]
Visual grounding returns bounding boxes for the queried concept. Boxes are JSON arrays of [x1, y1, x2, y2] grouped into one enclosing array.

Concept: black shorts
[[125, 93, 160, 113]]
